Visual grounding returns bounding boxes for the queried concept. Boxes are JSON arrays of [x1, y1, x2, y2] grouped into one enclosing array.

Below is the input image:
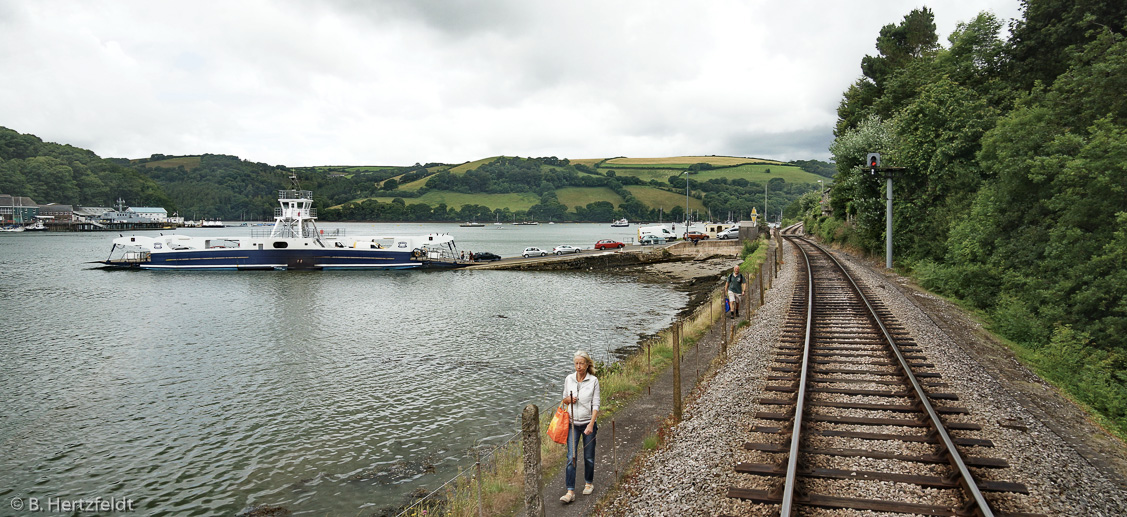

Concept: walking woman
[[560, 350, 601, 503]]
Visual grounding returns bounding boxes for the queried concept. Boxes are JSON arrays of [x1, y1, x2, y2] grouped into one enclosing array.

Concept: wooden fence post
[[522, 405, 544, 517], [673, 320, 682, 423]]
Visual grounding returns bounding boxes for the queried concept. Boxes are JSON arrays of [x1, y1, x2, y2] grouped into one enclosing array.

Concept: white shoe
[[560, 491, 575, 503], [582, 483, 594, 495]]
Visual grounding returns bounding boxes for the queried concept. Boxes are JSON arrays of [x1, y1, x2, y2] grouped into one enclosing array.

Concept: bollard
[[673, 321, 682, 423], [521, 405, 545, 517]]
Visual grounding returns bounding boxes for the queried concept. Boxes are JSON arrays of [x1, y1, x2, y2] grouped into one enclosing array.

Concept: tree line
[[2, 126, 826, 225], [811, 2, 1127, 434]]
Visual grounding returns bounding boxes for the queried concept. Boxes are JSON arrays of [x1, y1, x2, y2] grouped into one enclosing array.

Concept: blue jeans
[[565, 421, 597, 490]]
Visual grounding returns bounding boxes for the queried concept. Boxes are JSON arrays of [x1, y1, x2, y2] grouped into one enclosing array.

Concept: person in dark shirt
[[726, 264, 746, 318]]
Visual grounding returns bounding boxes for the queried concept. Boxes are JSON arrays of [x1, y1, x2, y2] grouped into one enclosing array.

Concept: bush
[[739, 238, 761, 260]]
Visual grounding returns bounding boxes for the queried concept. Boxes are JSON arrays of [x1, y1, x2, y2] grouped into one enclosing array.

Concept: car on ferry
[[683, 231, 709, 242], [522, 247, 548, 257], [553, 245, 581, 255], [639, 234, 666, 245], [473, 251, 502, 261], [594, 239, 625, 250]]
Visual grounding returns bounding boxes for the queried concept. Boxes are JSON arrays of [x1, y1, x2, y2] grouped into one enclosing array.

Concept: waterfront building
[[130, 207, 169, 223], [38, 203, 74, 222], [0, 194, 39, 224]]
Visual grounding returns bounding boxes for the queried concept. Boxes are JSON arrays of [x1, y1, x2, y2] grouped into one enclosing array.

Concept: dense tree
[[817, 5, 1127, 433]]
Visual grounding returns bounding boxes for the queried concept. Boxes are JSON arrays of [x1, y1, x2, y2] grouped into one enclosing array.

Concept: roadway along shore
[[464, 240, 741, 272]]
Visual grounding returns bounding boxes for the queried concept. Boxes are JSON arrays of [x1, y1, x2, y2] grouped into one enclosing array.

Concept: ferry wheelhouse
[[103, 183, 463, 270]]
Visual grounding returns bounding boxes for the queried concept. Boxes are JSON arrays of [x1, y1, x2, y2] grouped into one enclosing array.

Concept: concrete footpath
[[520, 302, 739, 517]]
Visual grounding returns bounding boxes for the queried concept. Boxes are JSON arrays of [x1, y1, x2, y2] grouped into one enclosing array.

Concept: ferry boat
[[611, 218, 629, 227], [102, 178, 464, 271]]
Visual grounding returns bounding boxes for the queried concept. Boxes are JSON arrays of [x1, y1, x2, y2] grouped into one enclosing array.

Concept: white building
[[129, 207, 169, 222]]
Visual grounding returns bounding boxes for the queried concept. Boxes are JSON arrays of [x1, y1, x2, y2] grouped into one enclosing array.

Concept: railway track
[[725, 232, 1035, 516]]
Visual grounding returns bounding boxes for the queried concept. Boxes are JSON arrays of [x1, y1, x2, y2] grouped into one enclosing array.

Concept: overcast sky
[[0, 0, 1024, 167]]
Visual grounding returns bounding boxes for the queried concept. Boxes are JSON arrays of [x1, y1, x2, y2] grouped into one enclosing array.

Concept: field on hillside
[[605, 156, 780, 166], [448, 157, 501, 174], [567, 158, 605, 167], [353, 191, 540, 211], [555, 187, 625, 210], [610, 163, 822, 184], [625, 185, 706, 212], [144, 156, 202, 170]]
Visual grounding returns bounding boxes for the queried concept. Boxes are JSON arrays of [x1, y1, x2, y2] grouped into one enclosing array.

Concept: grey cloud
[[723, 127, 836, 161]]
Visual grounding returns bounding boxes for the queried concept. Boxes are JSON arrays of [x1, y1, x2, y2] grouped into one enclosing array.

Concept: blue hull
[[106, 248, 463, 271]]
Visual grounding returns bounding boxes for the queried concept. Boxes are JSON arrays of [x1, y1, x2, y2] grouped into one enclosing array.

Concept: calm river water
[[0, 223, 684, 515]]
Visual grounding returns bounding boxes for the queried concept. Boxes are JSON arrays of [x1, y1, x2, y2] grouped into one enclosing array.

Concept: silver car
[[553, 245, 581, 255], [717, 227, 740, 239], [522, 247, 548, 257]]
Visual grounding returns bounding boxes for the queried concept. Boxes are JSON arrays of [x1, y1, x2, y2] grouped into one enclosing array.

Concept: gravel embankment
[[602, 240, 798, 516], [604, 239, 1127, 516]]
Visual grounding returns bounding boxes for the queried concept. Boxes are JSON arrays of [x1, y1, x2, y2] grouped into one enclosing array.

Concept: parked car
[[553, 245, 581, 255], [522, 247, 548, 257], [683, 231, 709, 242], [473, 251, 501, 261], [639, 234, 666, 245], [594, 239, 625, 250], [717, 227, 740, 239]]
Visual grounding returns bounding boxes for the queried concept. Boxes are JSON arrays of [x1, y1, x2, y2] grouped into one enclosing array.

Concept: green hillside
[[0, 125, 829, 225], [625, 185, 706, 213], [555, 187, 625, 210], [351, 191, 540, 212]]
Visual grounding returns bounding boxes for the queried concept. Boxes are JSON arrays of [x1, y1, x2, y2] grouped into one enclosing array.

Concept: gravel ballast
[[603, 238, 1127, 516]]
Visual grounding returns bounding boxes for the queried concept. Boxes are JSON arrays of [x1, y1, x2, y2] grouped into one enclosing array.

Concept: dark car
[[594, 239, 625, 250], [683, 231, 709, 242], [472, 251, 501, 261]]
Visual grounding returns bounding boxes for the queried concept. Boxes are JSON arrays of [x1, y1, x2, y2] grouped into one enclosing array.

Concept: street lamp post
[[681, 171, 689, 231]]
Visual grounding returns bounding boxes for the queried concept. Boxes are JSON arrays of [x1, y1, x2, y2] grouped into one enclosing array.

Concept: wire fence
[[394, 428, 522, 517], [394, 232, 782, 517]]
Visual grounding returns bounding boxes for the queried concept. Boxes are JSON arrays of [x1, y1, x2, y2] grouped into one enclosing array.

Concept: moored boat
[[102, 176, 464, 271]]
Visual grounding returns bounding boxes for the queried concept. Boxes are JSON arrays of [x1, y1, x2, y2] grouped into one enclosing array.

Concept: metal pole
[[886, 174, 893, 269]]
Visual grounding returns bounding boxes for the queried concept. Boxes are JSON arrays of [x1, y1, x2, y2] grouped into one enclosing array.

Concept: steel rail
[[808, 236, 995, 517], [779, 236, 814, 515]]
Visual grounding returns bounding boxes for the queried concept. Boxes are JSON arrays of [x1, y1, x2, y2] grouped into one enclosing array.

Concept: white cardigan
[[562, 372, 601, 425]]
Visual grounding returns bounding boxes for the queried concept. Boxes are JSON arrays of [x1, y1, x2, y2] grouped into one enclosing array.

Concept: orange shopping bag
[[547, 403, 570, 444]]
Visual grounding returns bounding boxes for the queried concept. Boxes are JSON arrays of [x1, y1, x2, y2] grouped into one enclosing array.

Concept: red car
[[683, 231, 709, 242], [594, 239, 625, 250]]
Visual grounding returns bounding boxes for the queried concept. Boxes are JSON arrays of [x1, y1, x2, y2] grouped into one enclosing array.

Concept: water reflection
[[0, 229, 684, 514]]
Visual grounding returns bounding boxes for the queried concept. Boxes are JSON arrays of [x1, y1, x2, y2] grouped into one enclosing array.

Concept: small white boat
[[611, 218, 629, 227], [24, 219, 48, 231]]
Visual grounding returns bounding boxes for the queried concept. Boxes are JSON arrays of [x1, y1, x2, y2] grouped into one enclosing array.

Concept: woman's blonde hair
[[574, 350, 596, 375]]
